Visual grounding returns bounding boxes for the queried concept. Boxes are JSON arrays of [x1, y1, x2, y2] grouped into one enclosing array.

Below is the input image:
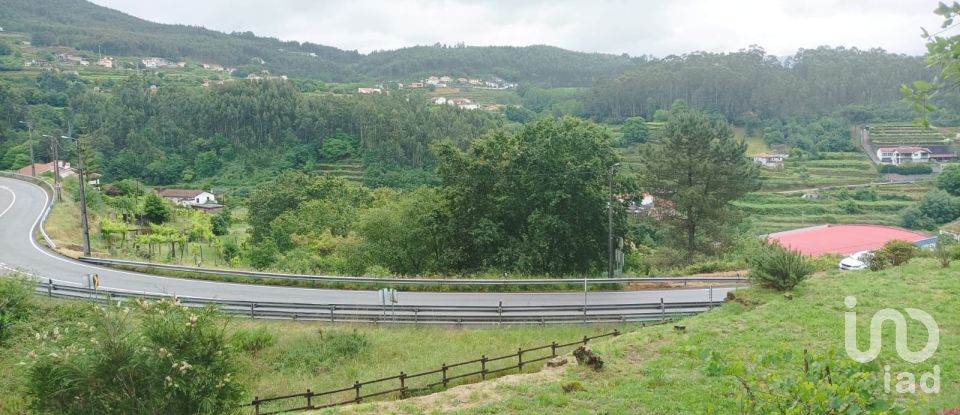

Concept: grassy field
[[428, 87, 520, 106], [868, 123, 951, 145], [737, 181, 933, 234], [329, 258, 960, 414], [0, 283, 634, 414]]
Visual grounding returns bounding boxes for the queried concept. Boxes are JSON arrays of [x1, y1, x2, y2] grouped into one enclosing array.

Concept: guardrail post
[[250, 303, 255, 318], [47, 278, 52, 297], [306, 389, 313, 409], [708, 286, 714, 309], [551, 341, 558, 357], [441, 363, 448, 387], [660, 298, 665, 322], [354, 381, 361, 403], [498, 301, 502, 325], [517, 347, 524, 371], [480, 355, 487, 379], [414, 308, 419, 325], [330, 306, 335, 323]]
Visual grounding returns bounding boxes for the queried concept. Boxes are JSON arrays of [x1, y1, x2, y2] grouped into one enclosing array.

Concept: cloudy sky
[[91, 0, 947, 57]]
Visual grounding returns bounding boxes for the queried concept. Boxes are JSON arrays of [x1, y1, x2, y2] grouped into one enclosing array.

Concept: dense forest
[[587, 46, 947, 122], [0, 74, 501, 190]]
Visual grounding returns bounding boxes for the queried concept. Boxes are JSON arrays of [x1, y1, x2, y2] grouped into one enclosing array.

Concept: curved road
[[0, 177, 733, 309]]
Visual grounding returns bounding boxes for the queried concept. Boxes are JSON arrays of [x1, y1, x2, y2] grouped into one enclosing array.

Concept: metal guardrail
[[34, 279, 724, 324], [78, 256, 749, 287], [247, 330, 621, 414]]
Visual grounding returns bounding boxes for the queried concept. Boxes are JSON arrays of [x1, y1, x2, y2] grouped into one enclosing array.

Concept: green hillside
[[0, 0, 637, 85], [335, 259, 960, 414]]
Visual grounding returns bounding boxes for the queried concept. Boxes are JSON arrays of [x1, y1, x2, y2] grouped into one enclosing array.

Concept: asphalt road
[[0, 177, 735, 309]]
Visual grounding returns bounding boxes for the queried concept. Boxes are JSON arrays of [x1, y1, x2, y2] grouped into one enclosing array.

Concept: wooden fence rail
[[248, 330, 621, 414]]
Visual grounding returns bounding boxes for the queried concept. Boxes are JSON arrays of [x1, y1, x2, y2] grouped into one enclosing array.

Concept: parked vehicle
[[839, 250, 872, 271]]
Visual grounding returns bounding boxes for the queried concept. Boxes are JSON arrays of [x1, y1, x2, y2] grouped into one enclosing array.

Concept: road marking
[[0, 185, 15, 219]]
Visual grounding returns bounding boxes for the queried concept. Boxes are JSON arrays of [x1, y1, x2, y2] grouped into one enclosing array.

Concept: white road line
[[0, 185, 15, 219]]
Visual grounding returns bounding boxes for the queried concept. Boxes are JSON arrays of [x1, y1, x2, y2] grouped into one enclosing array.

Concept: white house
[[142, 57, 169, 69], [431, 96, 447, 105], [877, 146, 931, 165], [357, 87, 382, 94], [752, 153, 788, 168], [156, 189, 217, 207]]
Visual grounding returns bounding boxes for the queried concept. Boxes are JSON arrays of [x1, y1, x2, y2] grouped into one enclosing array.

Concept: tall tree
[[433, 117, 622, 275], [638, 109, 760, 256]]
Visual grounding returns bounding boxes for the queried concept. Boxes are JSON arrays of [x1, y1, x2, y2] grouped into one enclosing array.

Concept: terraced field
[[758, 152, 883, 191], [737, 181, 932, 234], [316, 162, 363, 183], [867, 123, 950, 145]]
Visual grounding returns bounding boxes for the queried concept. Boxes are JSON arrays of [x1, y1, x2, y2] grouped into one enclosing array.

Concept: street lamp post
[[18, 121, 36, 177], [42, 134, 62, 202], [69, 134, 91, 256], [608, 162, 621, 279]]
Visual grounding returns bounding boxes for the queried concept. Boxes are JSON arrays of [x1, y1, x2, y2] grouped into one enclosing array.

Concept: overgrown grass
[[332, 259, 959, 414], [0, 275, 636, 412]]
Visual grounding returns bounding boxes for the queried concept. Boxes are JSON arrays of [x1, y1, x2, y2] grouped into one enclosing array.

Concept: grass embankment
[[327, 259, 959, 414], [0, 283, 636, 413]]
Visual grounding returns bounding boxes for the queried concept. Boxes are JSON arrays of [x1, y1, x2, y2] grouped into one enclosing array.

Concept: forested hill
[[0, 0, 637, 86]]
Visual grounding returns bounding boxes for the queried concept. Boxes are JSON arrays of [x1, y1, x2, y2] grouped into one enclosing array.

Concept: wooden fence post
[[306, 389, 313, 409], [253, 397, 260, 415], [399, 371, 406, 397], [551, 341, 558, 357], [480, 355, 487, 379], [517, 347, 524, 371], [441, 363, 448, 387], [354, 381, 362, 403]]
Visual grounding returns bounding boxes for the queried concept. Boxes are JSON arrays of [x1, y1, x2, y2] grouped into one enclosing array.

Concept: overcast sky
[[91, 0, 948, 57]]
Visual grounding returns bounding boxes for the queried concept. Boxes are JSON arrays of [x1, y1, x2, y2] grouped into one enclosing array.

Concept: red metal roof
[[767, 224, 930, 256]]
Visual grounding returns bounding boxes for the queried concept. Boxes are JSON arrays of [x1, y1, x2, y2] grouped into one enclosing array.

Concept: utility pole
[[43, 134, 62, 202], [607, 162, 620, 279], [73, 135, 91, 256], [19, 121, 35, 177]]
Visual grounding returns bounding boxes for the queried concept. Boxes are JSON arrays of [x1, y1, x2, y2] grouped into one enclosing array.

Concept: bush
[[142, 192, 172, 224], [935, 235, 957, 268], [0, 274, 35, 342], [703, 348, 908, 414], [748, 242, 814, 291], [24, 299, 244, 414], [879, 163, 933, 175], [865, 240, 916, 271]]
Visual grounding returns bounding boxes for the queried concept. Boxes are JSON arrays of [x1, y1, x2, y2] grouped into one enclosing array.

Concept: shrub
[[704, 348, 908, 414], [231, 326, 277, 354], [747, 242, 814, 291], [935, 235, 956, 268], [0, 273, 35, 342], [24, 299, 244, 414], [865, 240, 917, 271], [142, 192, 172, 224], [879, 163, 933, 175]]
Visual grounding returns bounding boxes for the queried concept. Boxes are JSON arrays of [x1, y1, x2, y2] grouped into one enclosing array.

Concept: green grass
[[329, 259, 960, 414], [0, 282, 634, 413]]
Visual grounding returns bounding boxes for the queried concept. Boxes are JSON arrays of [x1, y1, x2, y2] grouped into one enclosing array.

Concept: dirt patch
[[324, 360, 571, 414]]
